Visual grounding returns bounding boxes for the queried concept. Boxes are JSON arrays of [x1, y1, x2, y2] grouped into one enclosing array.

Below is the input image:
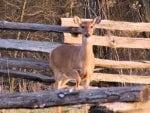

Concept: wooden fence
[[0, 18, 149, 112], [1, 19, 149, 84]]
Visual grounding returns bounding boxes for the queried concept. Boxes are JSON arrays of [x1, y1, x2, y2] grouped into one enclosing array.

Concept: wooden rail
[[0, 21, 79, 33], [1, 20, 149, 33], [64, 34, 150, 49], [0, 69, 54, 83], [0, 57, 49, 71], [61, 18, 150, 32], [0, 38, 60, 53], [0, 86, 148, 109], [95, 58, 150, 69], [92, 73, 150, 84]]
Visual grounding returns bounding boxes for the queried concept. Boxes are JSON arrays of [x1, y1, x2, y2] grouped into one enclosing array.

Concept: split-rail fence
[[0, 18, 149, 112]]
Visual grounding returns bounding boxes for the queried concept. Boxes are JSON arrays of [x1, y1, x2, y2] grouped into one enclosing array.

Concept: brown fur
[[49, 16, 101, 89], [49, 16, 101, 113]]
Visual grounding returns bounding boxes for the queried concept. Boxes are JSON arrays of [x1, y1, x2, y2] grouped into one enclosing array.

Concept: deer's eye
[[81, 25, 85, 29]]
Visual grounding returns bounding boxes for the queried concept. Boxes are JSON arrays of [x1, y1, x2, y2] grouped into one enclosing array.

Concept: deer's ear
[[73, 16, 82, 25], [92, 16, 101, 24]]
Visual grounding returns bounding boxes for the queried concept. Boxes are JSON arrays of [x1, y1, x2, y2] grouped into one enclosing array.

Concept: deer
[[49, 16, 101, 113]]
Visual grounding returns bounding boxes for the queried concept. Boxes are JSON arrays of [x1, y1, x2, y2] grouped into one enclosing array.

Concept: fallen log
[[0, 86, 149, 109]]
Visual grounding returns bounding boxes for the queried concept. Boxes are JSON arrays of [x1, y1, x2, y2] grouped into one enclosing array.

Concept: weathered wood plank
[[64, 34, 150, 49], [0, 39, 61, 53], [0, 69, 55, 83], [61, 18, 150, 32], [95, 58, 150, 69], [0, 57, 49, 71], [92, 73, 150, 84], [0, 21, 79, 33], [0, 86, 148, 108], [1, 36, 150, 52], [101, 101, 150, 113], [89, 101, 150, 113]]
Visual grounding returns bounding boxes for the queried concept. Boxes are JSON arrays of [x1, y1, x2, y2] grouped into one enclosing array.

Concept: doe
[[49, 16, 101, 90], [49, 16, 101, 113]]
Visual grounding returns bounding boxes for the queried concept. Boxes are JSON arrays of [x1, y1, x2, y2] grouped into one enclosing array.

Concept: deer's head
[[73, 16, 101, 38]]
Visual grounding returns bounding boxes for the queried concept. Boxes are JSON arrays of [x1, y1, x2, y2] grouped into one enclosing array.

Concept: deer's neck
[[82, 38, 93, 55], [81, 37, 94, 66]]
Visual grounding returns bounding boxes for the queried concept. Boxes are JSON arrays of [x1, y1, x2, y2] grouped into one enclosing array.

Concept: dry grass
[[0, 107, 83, 113]]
